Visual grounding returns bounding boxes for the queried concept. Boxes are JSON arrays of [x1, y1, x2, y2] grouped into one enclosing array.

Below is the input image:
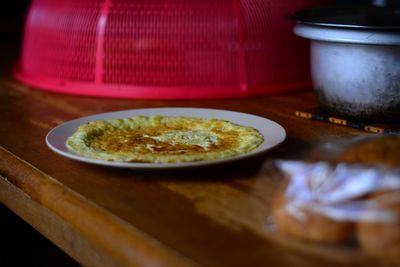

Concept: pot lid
[[292, 5, 400, 29]]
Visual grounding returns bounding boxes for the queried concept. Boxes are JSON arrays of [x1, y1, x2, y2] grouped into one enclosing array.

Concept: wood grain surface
[[0, 43, 391, 267]]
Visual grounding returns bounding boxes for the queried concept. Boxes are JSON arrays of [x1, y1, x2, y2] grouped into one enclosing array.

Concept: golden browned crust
[[356, 191, 400, 263], [66, 115, 263, 163], [338, 136, 400, 168], [337, 137, 400, 261], [271, 181, 353, 243]]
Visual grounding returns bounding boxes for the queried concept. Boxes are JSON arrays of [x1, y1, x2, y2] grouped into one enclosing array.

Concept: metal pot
[[292, 5, 400, 121]]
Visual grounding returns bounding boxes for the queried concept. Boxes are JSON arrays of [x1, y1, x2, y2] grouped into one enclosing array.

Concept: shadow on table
[[0, 203, 81, 267]]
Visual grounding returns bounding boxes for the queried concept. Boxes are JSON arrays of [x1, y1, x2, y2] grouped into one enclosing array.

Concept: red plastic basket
[[14, 0, 331, 99]]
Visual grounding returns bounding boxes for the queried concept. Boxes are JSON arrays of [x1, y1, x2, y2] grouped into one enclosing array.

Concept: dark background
[[0, 1, 30, 41], [0, 2, 80, 266]]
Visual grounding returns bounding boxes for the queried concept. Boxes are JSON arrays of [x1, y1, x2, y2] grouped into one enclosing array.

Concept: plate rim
[[46, 107, 286, 169]]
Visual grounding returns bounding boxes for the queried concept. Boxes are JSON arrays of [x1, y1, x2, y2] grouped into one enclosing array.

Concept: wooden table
[[0, 43, 384, 267]]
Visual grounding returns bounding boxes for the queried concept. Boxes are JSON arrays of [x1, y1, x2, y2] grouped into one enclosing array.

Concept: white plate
[[46, 108, 286, 169]]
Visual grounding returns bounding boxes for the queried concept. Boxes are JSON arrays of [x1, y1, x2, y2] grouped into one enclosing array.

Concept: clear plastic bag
[[261, 135, 400, 263], [273, 160, 400, 223]]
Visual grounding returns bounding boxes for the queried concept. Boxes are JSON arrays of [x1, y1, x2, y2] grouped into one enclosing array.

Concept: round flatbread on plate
[[46, 108, 286, 169]]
